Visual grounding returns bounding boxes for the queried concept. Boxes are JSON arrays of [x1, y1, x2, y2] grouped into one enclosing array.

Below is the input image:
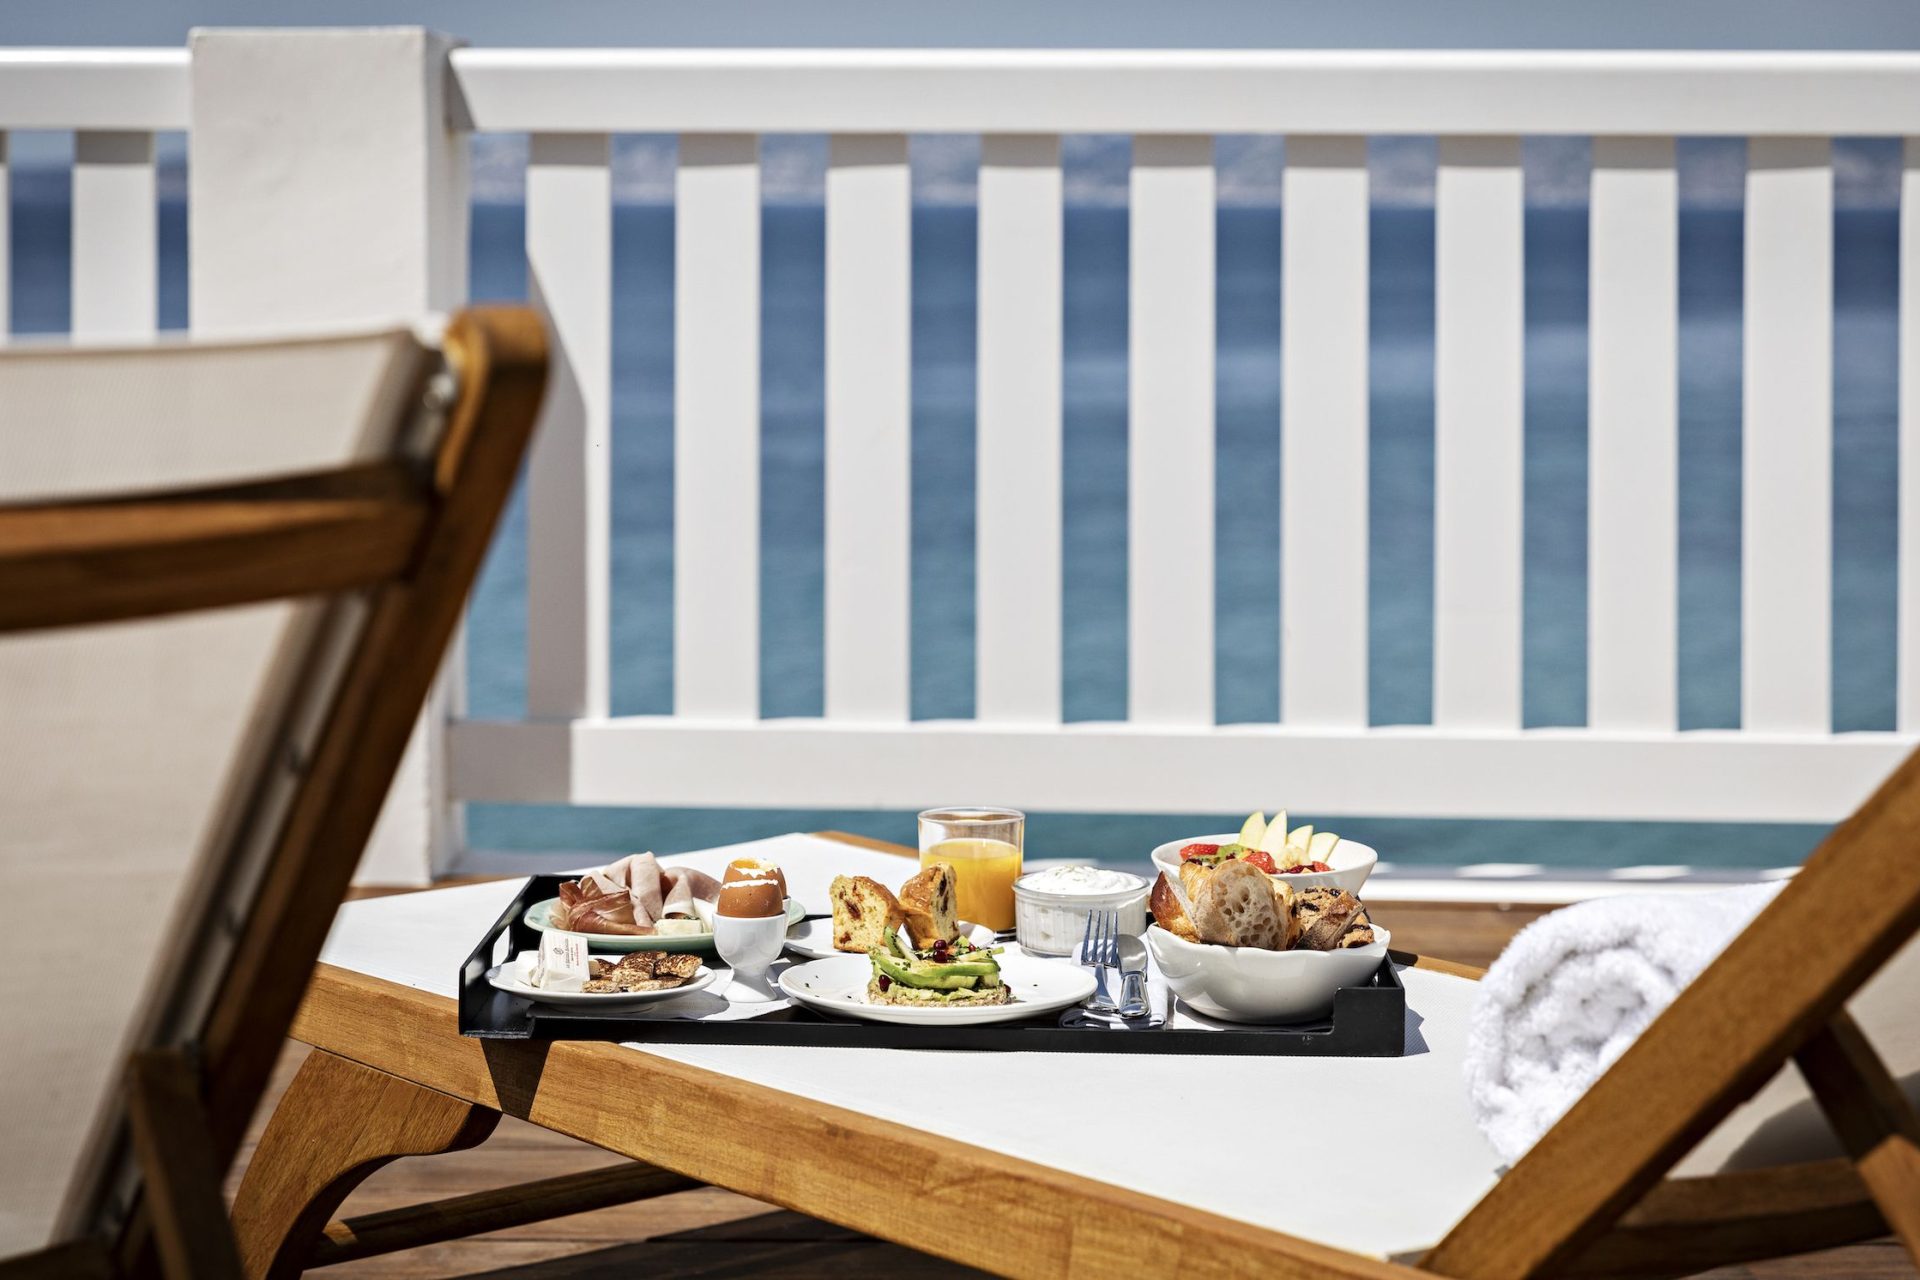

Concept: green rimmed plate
[[523, 896, 806, 953]]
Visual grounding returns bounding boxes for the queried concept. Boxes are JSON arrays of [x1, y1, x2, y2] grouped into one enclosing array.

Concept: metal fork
[[1078, 909, 1120, 1011]]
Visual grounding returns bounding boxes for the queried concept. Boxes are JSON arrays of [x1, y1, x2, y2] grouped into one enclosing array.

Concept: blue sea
[[10, 188, 1902, 870]]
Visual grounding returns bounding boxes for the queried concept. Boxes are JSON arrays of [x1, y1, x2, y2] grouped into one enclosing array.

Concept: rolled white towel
[[1465, 882, 1784, 1166]]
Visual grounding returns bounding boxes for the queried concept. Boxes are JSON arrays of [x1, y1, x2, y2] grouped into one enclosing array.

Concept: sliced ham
[[661, 868, 721, 918], [553, 853, 719, 934]]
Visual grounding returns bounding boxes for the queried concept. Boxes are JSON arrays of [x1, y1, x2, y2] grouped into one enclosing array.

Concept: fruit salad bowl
[[1149, 833, 1377, 896], [1145, 922, 1391, 1023]]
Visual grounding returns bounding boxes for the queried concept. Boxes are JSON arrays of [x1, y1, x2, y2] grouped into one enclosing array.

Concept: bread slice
[[1190, 859, 1288, 950], [1149, 871, 1200, 942], [898, 862, 959, 947], [1268, 876, 1300, 949], [830, 874, 903, 953], [1177, 860, 1211, 908]]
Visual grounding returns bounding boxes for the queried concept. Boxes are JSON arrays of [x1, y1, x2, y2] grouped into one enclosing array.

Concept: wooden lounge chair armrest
[[0, 463, 429, 634], [1389, 949, 1485, 981]]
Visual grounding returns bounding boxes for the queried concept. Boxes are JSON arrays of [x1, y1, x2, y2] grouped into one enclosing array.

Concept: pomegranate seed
[[877, 975, 891, 991]]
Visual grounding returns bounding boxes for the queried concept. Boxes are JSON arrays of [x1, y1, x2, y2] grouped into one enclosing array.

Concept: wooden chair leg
[[311, 1162, 701, 1267], [126, 1048, 244, 1280], [229, 1050, 498, 1280], [1794, 1012, 1920, 1264]]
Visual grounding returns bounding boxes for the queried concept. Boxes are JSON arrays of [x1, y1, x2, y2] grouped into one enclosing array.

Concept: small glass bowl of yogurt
[[1011, 864, 1151, 956]]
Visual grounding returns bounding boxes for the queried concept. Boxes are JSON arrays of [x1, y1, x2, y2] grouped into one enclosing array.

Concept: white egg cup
[[711, 908, 790, 1002]]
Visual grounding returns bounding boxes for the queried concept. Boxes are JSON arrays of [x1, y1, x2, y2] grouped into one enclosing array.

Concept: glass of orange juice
[[917, 806, 1024, 932]]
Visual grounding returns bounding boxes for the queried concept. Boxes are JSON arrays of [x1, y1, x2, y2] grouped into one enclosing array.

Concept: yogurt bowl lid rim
[[1013, 867, 1149, 897]]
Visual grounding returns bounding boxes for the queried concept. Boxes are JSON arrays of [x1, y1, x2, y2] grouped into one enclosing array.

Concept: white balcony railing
[[3, 42, 1918, 866]]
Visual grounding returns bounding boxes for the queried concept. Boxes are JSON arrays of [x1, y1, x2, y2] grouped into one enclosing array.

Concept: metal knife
[[1117, 934, 1150, 1019]]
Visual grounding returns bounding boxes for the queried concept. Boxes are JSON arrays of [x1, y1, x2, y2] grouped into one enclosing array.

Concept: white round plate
[[485, 962, 717, 1007], [783, 917, 997, 961], [777, 951, 1095, 1026], [523, 896, 805, 953]]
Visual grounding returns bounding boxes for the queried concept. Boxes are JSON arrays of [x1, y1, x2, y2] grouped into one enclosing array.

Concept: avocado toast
[[866, 926, 1013, 1007]]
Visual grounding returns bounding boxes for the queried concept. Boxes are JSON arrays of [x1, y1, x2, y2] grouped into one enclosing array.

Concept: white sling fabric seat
[[0, 323, 438, 1254]]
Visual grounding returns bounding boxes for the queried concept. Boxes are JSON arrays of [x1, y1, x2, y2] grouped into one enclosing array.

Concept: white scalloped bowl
[[1145, 922, 1391, 1024], [1148, 834, 1377, 896]]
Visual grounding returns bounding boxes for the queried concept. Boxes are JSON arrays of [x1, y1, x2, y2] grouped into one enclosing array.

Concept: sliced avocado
[[870, 947, 990, 990], [887, 925, 916, 963]]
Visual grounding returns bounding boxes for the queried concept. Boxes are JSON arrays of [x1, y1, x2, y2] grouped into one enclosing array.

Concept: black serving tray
[[458, 874, 1407, 1057]]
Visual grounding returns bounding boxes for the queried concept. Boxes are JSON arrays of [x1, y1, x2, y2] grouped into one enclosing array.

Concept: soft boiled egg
[[723, 857, 787, 898], [716, 876, 785, 919]]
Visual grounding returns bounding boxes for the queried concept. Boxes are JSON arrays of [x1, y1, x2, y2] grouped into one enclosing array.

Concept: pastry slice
[[1293, 887, 1368, 950], [898, 861, 960, 947], [830, 875, 904, 953]]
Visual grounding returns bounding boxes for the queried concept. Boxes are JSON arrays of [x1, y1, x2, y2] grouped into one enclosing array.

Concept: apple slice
[[1256, 810, 1291, 855], [1286, 824, 1314, 855], [1237, 811, 1267, 848], [1307, 830, 1341, 865]]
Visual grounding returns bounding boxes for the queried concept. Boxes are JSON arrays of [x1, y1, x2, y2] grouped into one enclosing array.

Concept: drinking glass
[[917, 806, 1024, 932]]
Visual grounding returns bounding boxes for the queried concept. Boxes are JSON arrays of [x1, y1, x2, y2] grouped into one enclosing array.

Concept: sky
[[4, 2, 1915, 207]]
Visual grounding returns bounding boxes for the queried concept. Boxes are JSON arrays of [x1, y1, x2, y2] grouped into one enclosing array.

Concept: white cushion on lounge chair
[[319, 834, 1920, 1260], [320, 834, 1506, 1260], [0, 326, 430, 1253]]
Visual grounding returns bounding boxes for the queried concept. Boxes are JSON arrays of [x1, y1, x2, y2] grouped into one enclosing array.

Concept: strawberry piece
[[1178, 843, 1222, 862]]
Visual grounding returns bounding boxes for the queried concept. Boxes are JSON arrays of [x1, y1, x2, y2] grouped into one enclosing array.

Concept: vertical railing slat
[[1281, 136, 1370, 727], [1433, 135, 1525, 730], [72, 130, 156, 338], [0, 133, 9, 340], [976, 134, 1063, 723], [1901, 137, 1919, 732], [1129, 135, 1216, 725], [525, 133, 612, 720], [1589, 136, 1680, 731], [1743, 136, 1832, 734], [675, 133, 761, 719], [824, 133, 912, 721]]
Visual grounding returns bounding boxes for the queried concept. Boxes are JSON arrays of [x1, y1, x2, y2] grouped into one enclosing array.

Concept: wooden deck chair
[[0, 308, 546, 1280], [1409, 750, 1920, 1279]]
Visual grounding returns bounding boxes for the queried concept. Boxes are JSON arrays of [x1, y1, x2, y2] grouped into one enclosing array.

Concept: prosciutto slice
[[553, 853, 720, 935], [659, 867, 721, 919]]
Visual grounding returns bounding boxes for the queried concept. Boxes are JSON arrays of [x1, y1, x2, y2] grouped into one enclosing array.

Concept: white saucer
[[485, 963, 717, 1007]]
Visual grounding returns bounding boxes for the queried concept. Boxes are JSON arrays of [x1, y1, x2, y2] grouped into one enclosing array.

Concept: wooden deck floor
[[231, 898, 1915, 1278]]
